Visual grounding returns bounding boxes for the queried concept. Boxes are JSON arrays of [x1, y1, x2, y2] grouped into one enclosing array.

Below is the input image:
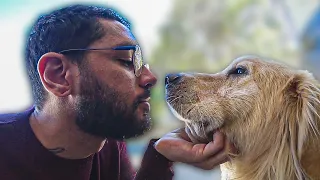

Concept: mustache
[[133, 89, 151, 107], [138, 89, 151, 100]]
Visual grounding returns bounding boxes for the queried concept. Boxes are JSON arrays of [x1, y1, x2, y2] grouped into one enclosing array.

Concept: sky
[[0, 0, 172, 112]]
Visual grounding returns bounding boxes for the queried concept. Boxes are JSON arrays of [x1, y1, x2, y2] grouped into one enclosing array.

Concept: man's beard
[[75, 66, 152, 140]]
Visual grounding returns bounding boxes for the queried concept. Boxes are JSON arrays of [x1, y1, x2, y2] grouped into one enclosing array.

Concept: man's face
[[74, 19, 157, 140]]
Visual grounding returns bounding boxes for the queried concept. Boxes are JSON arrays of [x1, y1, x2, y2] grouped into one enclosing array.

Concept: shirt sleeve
[[134, 139, 174, 180]]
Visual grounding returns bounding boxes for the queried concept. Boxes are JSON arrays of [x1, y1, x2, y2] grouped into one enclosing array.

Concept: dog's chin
[[168, 103, 219, 143], [185, 124, 216, 143]]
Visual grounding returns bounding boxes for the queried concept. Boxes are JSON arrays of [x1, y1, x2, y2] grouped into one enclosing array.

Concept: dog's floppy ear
[[285, 71, 320, 133], [282, 70, 320, 179], [286, 71, 320, 101]]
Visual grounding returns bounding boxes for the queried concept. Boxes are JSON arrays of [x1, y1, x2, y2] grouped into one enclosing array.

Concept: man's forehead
[[92, 19, 137, 47]]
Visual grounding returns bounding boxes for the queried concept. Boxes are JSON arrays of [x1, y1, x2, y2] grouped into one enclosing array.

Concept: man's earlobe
[[37, 52, 73, 97]]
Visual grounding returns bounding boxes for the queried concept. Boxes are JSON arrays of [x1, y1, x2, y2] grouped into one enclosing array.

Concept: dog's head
[[165, 56, 320, 157]]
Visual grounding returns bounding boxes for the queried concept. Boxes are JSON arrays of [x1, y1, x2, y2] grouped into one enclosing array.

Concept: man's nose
[[165, 73, 183, 85], [139, 65, 157, 88]]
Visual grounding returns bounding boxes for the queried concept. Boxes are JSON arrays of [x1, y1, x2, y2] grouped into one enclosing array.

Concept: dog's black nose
[[165, 73, 182, 85]]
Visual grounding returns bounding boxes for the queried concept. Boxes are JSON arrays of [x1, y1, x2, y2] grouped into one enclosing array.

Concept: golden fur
[[165, 56, 320, 180]]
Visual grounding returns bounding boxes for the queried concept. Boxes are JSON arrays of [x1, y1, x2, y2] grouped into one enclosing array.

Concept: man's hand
[[154, 128, 236, 170]]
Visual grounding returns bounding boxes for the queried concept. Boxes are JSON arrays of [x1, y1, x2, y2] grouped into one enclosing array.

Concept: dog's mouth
[[185, 122, 219, 143], [205, 130, 216, 142], [166, 86, 225, 143], [167, 100, 223, 143]]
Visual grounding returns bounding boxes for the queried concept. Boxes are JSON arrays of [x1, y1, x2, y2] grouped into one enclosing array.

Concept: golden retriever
[[165, 56, 320, 180]]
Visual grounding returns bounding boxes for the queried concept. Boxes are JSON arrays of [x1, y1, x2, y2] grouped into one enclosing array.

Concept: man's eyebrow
[[112, 41, 137, 47]]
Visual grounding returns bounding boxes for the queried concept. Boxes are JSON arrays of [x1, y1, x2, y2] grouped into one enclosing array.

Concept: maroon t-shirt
[[0, 107, 174, 180]]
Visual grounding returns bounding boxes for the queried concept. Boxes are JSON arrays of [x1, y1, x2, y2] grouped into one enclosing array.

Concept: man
[[0, 4, 232, 180]]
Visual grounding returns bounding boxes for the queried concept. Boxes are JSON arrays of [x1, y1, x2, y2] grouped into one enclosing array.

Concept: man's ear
[[37, 52, 75, 97]]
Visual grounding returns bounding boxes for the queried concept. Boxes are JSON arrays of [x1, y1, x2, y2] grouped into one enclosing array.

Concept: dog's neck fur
[[221, 74, 320, 180], [222, 114, 320, 180]]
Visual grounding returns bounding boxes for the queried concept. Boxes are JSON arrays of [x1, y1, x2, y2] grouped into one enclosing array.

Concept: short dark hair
[[25, 4, 131, 110]]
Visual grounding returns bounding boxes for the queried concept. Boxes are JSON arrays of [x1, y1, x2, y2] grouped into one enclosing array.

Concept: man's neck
[[29, 109, 106, 159]]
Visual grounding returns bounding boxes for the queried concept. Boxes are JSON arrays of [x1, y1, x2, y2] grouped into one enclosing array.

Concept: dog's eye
[[230, 67, 247, 75], [236, 67, 246, 74]]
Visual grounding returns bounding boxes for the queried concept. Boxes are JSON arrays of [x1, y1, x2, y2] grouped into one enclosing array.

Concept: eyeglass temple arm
[[58, 46, 137, 54]]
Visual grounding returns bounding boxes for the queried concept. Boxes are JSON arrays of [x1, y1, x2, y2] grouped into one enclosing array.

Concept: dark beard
[[75, 66, 151, 140]]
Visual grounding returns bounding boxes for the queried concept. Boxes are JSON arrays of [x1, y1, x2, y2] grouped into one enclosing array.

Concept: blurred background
[[0, 0, 319, 179]]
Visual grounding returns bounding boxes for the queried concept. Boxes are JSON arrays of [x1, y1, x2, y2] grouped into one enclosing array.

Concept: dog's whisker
[[168, 96, 181, 104], [186, 106, 195, 115], [196, 106, 206, 140], [200, 121, 206, 140]]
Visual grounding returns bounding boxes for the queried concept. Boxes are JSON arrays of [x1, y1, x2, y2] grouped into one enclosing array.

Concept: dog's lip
[[185, 124, 218, 143], [206, 130, 217, 142]]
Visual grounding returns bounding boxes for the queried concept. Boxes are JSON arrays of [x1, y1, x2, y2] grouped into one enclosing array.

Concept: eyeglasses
[[58, 45, 148, 77]]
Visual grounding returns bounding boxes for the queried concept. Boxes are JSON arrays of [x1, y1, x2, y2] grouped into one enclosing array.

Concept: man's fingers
[[155, 137, 206, 163], [173, 127, 192, 141], [155, 131, 226, 164], [191, 150, 229, 170], [191, 133, 237, 170], [201, 131, 225, 157], [177, 131, 225, 163]]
